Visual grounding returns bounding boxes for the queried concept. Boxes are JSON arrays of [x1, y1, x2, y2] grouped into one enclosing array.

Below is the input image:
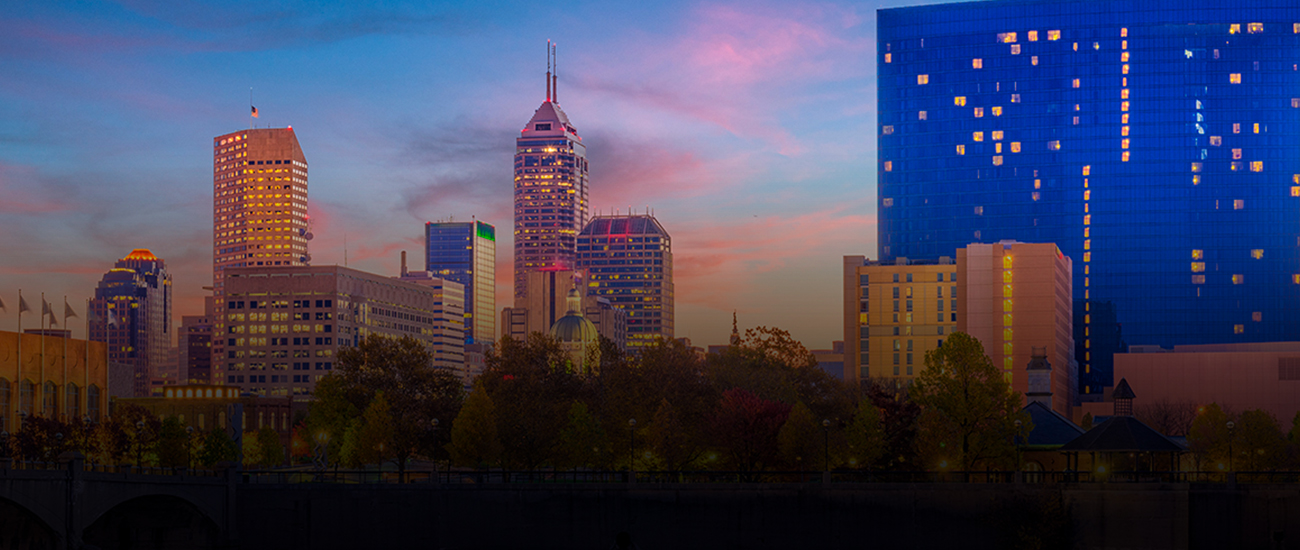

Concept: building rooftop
[[580, 215, 669, 237]]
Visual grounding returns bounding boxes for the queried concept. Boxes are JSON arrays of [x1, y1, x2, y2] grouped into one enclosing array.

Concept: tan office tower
[[958, 242, 1075, 418], [212, 128, 309, 385], [842, 256, 958, 388]]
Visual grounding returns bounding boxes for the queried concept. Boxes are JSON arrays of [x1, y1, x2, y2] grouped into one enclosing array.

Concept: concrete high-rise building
[[424, 220, 496, 345], [500, 269, 626, 350], [842, 256, 958, 387], [179, 297, 214, 385], [212, 127, 308, 386], [878, 1, 1300, 396], [577, 214, 673, 352], [221, 265, 464, 399], [514, 45, 589, 304], [90, 249, 172, 398], [958, 242, 1075, 418], [394, 270, 468, 379]]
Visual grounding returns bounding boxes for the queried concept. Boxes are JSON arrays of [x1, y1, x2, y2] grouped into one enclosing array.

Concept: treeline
[[303, 330, 1031, 474]]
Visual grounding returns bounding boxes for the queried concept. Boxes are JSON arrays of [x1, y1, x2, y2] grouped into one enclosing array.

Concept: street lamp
[[1226, 421, 1235, 472], [821, 419, 831, 472], [628, 418, 637, 480]]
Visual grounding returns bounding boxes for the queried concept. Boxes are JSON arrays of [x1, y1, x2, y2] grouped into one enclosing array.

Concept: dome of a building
[[550, 287, 600, 373], [123, 249, 159, 261]]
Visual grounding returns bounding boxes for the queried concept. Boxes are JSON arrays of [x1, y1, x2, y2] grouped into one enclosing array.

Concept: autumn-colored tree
[[97, 404, 161, 466], [196, 429, 238, 467], [448, 383, 502, 468], [778, 401, 825, 470], [556, 401, 608, 470], [12, 416, 75, 461], [1188, 403, 1231, 469], [863, 383, 921, 470], [912, 332, 1029, 470], [709, 388, 791, 473], [844, 398, 886, 470], [596, 338, 713, 469], [1235, 409, 1287, 471]]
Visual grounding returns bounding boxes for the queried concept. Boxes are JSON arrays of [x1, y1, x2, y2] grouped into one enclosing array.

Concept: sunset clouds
[[0, 0, 915, 348]]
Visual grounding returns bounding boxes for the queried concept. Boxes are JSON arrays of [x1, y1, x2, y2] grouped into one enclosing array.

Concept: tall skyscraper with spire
[[211, 127, 309, 384], [514, 42, 589, 304]]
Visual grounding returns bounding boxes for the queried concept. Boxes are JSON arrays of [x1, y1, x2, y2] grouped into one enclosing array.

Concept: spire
[[546, 39, 552, 102], [730, 311, 740, 346], [552, 42, 558, 105]]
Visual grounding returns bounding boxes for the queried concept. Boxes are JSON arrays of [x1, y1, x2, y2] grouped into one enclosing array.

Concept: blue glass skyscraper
[[879, 1, 1300, 394], [426, 220, 496, 345]]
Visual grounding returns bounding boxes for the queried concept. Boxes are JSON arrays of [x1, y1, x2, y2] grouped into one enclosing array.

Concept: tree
[[155, 417, 190, 468], [12, 416, 74, 461], [448, 383, 502, 468], [1135, 400, 1198, 437], [310, 334, 464, 479], [337, 418, 364, 469], [1080, 413, 1094, 431], [355, 393, 395, 469], [196, 429, 238, 467], [1188, 403, 1230, 469], [863, 382, 921, 470], [646, 398, 696, 471], [255, 427, 285, 467], [844, 398, 886, 470], [1236, 409, 1286, 471], [778, 401, 823, 470], [709, 388, 790, 473], [556, 401, 607, 470], [480, 332, 585, 469], [911, 332, 1029, 470]]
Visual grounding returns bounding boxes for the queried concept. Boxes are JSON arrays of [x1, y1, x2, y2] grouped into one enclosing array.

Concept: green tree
[[310, 334, 464, 478], [196, 429, 238, 467], [448, 383, 502, 468], [844, 398, 886, 470], [355, 393, 395, 468], [480, 333, 585, 469], [1188, 403, 1230, 469], [1236, 409, 1286, 471], [255, 427, 285, 467], [912, 332, 1029, 470], [556, 401, 607, 470], [1080, 413, 1094, 431], [337, 418, 364, 469], [155, 417, 190, 468], [778, 401, 823, 470], [646, 398, 697, 471]]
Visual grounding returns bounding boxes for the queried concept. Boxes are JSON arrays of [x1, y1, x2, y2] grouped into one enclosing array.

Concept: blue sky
[[0, 0, 954, 349]]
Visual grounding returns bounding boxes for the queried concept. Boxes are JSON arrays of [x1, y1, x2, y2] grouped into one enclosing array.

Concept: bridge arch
[[83, 494, 222, 550], [0, 494, 60, 550]]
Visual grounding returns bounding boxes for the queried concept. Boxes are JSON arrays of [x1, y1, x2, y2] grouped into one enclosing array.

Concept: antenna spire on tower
[[546, 39, 552, 102], [552, 42, 558, 104]]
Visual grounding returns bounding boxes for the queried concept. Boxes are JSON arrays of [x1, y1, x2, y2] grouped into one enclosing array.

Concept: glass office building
[[879, 0, 1300, 394], [577, 215, 673, 352], [426, 220, 496, 345]]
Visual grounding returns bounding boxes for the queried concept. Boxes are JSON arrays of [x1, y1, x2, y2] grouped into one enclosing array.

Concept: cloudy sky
[[0, 0, 951, 349]]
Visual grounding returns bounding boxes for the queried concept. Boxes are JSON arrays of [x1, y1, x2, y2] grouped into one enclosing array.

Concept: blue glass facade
[[879, 1, 1300, 393], [426, 220, 496, 345]]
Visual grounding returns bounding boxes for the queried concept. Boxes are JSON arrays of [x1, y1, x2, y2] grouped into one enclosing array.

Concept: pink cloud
[[0, 162, 71, 214]]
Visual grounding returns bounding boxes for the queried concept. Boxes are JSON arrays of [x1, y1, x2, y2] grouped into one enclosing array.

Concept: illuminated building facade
[[222, 265, 465, 399], [0, 331, 109, 432], [212, 127, 309, 386], [878, 1, 1300, 396], [958, 242, 1075, 418], [514, 54, 589, 304], [577, 214, 673, 351], [179, 300, 213, 385], [90, 249, 172, 398], [425, 220, 496, 345], [841, 256, 958, 387]]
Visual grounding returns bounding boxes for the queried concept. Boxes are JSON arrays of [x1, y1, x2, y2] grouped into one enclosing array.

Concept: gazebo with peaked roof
[[1058, 378, 1184, 475]]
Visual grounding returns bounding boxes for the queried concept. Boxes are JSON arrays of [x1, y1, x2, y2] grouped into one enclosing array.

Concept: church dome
[[549, 287, 600, 373]]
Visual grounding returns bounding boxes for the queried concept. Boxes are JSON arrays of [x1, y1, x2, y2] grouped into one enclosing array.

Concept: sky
[[0, 0, 955, 350]]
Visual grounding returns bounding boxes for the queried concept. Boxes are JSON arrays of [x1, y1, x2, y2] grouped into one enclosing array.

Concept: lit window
[[1034, 179, 1041, 189], [1122, 126, 1130, 136], [992, 130, 1004, 140], [1232, 148, 1242, 160], [1121, 101, 1129, 112], [884, 161, 892, 172], [917, 74, 929, 85], [1083, 252, 1090, 262], [1234, 324, 1244, 334], [1192, 249, 1203, 259], [1010, 44, 1021, 55], [956, 144, 966, 155], [1295, 274, 1300, 284], [1254, 123, 1260, 134], [1249, 22, 1263, 34], [973, 58, 983, 69], [1234, 200, 1244, 210], [1293, 99, 1300, 108], [1121, 27, 1128, 38], [1192, 275, 1205, 284], [1214, 49, 1220, 59], [992, 156, 1003, 166], [1191, 162, 1202, 172], [1083, 239, 1090, 250], [1251, 249, 1264, 259], [1011, 142, 1021, 153], [1192, 175, 1201, 185], [1121, 52, 1130, 62], [1083, 215, 1090, 225], [1072, 78, 1080, 88], [1292, 187, 1300, 197], [1082, 165, 1091, 176], [1011, 94, 1021, 103], [974, 206, 984, 215], [1073, 42, 1078, 51], [1121, 88, 1130, 99], [1295, 23, 1300, 34], [1073, 116, 1080, 125], [883, 125, 894, 135], [1230, 73, 1242, 84], [1210, 136, 1221, 146], [1031, 192, 1040, 201], [1048, 140, 1060, 150], [1122, 114, 1130, 124], [882, 198, 893, 207], [1122, 151, 1130, 162], [1048, 30, 1060, 41], [1232, 162, 1243, 171], [954, 96, 967, 106], [1230, 24, 1241, 35], [884, 53, 891, 63], [973, 132, 984, 142], [1122, 64, 1129, 74], [1191, 262, 1205, 273], [1122, 139, 1130, 149], [1032, 56, 1039, 66], [1234, 123, 1241, 134], [1251, 161, 1263, 172], [919, 111, 927, 120], [1295, 174, 1300, 184], [974, 107, 984, 118], [995, 142, 1002, 153], [1028, 30, 1039, 41], [999, 32, 1017, 43]]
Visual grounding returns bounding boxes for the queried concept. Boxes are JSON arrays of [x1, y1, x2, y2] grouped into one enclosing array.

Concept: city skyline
[[0, 0, 934, 349]]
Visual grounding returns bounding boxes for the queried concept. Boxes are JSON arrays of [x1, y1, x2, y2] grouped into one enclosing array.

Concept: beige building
[[501, 269, 626, 350], [842, 256, 958, 386], [958, 242, 1075, 418], [0, 331, 110, 433], [221, 265, 465, 400]]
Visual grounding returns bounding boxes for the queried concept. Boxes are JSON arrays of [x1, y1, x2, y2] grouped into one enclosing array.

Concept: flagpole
[[40, 292, 45, 418], [13, 289, 19, 433], [85, 298, 90, 422], [62, 296, 68, 420]]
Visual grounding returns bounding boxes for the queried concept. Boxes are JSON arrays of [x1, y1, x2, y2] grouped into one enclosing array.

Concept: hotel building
[[878, 0, 1300, 396], [842, 256, 958, 387]]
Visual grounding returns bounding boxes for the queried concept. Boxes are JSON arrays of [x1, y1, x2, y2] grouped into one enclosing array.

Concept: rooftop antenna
[[552, 42, 558, 105], [546, 39, 552, 102]]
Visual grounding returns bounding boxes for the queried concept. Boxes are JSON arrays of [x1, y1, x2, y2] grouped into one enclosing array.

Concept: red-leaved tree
[[709, 388, 791, 473]]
